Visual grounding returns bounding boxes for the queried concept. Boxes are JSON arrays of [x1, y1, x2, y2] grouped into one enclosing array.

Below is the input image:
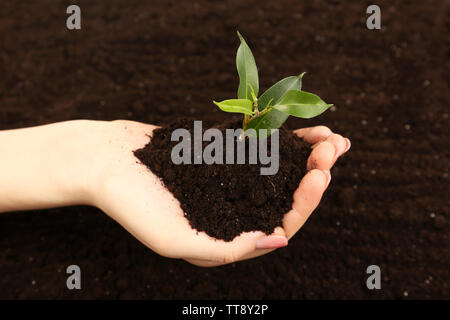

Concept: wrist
[[50, 120, 111, 207], [0, 120, 109, 212]]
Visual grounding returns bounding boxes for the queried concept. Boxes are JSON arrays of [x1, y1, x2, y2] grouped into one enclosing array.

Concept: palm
[[93, 120, 349, 267]]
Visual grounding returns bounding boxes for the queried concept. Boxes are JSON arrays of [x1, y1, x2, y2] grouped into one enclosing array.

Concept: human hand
[[90, 120, 350, 267], [0, 119, 349, 267]]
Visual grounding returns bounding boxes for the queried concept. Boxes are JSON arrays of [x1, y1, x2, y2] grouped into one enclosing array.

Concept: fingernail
[[344, 138, 351, 152], [323, 170, 331, 188], [256, 235, 288, 250]]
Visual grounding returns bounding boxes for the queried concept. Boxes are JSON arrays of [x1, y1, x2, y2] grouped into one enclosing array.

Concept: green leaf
[[236, 31, 259, 100], [257, 73, 304, 111], [247, 74, 304, 132], [213, 99, 254, 115], [273, 90, 332, 118]]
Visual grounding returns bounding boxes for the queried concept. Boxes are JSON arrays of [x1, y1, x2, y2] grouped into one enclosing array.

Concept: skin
[[0, 120, 350, 267]]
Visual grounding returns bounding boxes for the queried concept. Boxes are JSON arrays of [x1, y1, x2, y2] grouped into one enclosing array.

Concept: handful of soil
[[134, 119, 310, 241]]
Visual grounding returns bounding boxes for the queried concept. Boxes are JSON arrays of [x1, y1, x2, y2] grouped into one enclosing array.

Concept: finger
[[306, 141, 335, 170], [283, 169, 330, 239], [167, 227, 268, 264], [237, 227, 287, 261], [323, 133, 347, 163], [255, 234, 288, 249], [344, 138, 351, 153], [185, 227, 287, 267], [294, 126, 332, 144]]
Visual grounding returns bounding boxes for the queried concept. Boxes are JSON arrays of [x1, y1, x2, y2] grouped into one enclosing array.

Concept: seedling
[[214, 31, 332, 137]]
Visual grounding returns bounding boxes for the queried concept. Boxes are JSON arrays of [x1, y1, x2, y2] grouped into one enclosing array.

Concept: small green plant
[[213, 31, 332, 136]]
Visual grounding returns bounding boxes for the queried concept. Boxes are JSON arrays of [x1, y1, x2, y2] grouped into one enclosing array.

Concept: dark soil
[[0, 0, 448, 299], [134, 118, 309, 241]]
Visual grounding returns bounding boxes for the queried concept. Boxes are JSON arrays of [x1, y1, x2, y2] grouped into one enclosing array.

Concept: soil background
[[0, 0, 448, 299]]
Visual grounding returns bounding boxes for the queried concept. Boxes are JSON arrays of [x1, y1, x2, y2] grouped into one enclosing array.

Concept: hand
[[90, 120, 350, 267]]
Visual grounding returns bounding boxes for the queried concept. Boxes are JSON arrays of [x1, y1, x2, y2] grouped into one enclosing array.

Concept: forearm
[[0, 120, 104, 213]]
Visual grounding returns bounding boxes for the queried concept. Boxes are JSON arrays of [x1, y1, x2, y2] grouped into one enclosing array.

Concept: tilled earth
[[0, 0, 448, 299]]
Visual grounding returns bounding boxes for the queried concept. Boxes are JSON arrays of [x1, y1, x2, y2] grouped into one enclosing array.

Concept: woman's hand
[[0, 120, 350, 267], [90, 120, 350, 267]]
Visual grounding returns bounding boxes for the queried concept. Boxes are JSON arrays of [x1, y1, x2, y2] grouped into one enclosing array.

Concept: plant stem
[[243, 114, 250, 131], [243, 107, 272, 129], [240, 97, 272, 140]]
